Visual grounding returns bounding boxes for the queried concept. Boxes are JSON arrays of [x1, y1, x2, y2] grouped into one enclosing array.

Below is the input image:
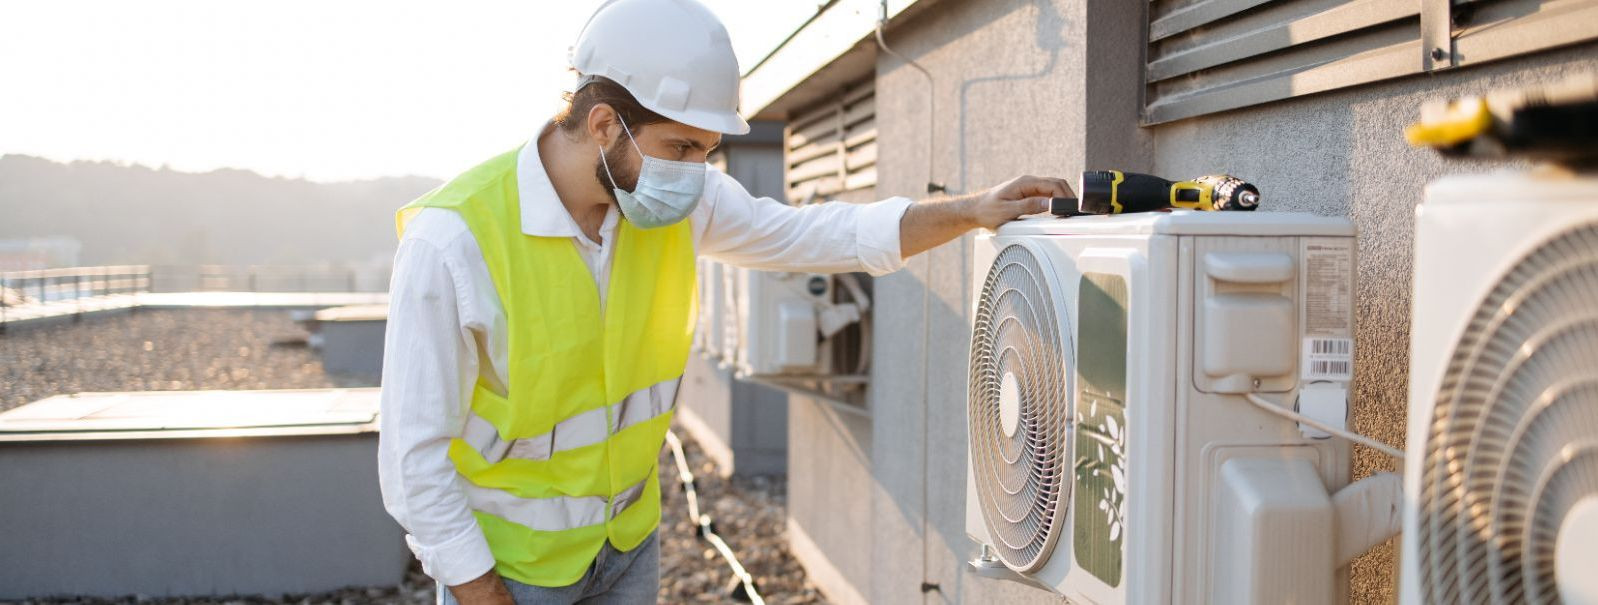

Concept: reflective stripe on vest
[[464, 475, 649, 532], [461, 377, 680, 464]]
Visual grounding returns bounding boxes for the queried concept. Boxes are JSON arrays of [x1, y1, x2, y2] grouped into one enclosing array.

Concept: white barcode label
[[1309, 359, 1351, 377], [1310, 339, 1350, 356], [1303, 337, 1353, 381]]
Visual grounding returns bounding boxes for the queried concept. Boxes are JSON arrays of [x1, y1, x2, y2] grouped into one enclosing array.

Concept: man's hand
[[969, 175, 1075, 230], [898, 175, 1075, 259], [449, 569, 515, 605]]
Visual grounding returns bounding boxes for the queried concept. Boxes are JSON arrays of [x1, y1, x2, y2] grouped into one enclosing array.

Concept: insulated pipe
[[1332, 472, 1404, 567]]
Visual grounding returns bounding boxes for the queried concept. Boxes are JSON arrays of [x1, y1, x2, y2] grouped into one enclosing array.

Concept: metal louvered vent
[[1417, 223, 1598, 604], [784, 79, 875, 203], [968, 242, 1074, 572], [1142, 0, 1598, 125]]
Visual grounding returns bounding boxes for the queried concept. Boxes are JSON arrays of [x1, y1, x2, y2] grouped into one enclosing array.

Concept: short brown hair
[[554, 76, 669, 135]]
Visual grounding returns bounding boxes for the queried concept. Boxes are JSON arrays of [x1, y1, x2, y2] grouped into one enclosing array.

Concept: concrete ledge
[[786, 516, 868, 605]]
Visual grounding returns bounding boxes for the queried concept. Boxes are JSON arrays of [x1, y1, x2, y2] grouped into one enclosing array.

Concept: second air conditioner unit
[[966, 210, 1383, 603], [1400, 168, 1598, 605], [693, 260, 869, 380]]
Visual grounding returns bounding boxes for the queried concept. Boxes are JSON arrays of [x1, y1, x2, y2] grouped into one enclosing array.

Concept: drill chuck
[[1193, 173, 1261, 211]]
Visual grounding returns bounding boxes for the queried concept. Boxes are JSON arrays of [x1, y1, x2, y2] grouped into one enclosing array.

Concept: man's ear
[[586, 103, 619, 147]]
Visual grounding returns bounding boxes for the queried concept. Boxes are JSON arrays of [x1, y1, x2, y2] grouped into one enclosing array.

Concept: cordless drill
[[1049, 170, 1261, 216]]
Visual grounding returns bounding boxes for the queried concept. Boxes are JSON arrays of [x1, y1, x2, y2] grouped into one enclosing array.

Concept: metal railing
[[0, 265, 152, 302], [146, 265, 385, 294], [0, 265, 153, 322], [0, 264, 390, 325]]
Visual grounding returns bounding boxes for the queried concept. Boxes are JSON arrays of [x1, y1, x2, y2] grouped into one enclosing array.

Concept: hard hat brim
[[651, 104, 751, 136]]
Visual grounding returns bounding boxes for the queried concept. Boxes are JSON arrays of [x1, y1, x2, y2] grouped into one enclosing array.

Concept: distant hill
[[0, 155, 442, 268]]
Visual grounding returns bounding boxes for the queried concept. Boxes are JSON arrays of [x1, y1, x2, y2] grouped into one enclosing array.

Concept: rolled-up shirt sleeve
[[695, 167, 912, 276], [378, 234, 496, 586]]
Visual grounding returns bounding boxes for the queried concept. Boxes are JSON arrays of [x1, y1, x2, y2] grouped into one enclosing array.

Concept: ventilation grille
[[784, 79, 875, 203], [1143, 0, 1598, 125], [968, 242, 1073, 572], [1417, 223, 1598, 604], [1145, 0, 1421, 124]]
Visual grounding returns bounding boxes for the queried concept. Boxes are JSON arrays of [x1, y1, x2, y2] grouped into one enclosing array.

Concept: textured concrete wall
[[859, 1, 1598, 604], [871, 1, 1089, 603], [787, 397, 875, 603]]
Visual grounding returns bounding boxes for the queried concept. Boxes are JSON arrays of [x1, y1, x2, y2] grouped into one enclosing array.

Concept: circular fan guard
[[968, 242, 1073, 572], [1417, 223, 1598, 604]]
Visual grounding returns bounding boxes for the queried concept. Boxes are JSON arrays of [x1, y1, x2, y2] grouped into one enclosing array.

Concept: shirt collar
[[516, 124, 590, 238]]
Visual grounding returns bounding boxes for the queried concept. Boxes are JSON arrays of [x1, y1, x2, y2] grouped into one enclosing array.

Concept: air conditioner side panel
[[1176, 232, 1354, 603]]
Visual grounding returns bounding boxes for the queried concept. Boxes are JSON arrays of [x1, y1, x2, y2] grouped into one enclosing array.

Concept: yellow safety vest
[[395, 147, 696, 586]]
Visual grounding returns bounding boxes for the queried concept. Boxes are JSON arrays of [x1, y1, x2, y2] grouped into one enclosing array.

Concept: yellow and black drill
[[1049, 170, 1261, 216]]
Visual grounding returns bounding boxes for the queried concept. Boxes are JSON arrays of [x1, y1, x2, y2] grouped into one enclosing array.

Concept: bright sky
[[0, 0, 817, 182]]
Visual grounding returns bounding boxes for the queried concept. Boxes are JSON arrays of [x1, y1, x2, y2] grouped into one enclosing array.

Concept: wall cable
[[875, 5, 946, 595], [875, 9, 943, 195]]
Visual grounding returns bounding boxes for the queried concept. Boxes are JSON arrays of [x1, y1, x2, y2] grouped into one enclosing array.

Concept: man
[[378, 0, 1073, 603]]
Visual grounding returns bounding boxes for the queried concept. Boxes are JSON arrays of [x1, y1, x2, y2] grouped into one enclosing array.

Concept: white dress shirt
[[378, 133, 913, 585]]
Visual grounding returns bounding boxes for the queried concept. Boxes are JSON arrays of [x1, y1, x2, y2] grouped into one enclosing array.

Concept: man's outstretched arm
[[696, 169, 1073, 276], [898, 175, 1074, 259]]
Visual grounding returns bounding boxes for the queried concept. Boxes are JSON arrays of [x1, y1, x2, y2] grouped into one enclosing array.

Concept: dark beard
[[594, 138, 637, 203]]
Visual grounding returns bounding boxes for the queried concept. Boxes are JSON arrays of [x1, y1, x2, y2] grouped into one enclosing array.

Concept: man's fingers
[[1012, 196, 1050, 216], [1025, 176, 1073, 199], [1006, 175, 1075, 200], [1051, 177, 1076, 198]]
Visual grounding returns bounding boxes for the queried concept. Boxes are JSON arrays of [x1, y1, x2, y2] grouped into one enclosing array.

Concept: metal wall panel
[[1145, 0, 1598, 124]]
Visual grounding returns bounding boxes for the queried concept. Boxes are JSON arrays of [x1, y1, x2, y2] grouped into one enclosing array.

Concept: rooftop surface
[[1, 307, 374, 412]]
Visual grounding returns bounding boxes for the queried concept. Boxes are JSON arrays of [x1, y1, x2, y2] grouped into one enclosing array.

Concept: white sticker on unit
[[1302, 337, 1353, 381], [1302, 238, 1353, 338]]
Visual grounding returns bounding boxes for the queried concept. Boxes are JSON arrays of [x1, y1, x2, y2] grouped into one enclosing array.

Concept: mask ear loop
[[614, 114, 645, 157], [598, 113, 645, 191], [598, 143, 621, 191]]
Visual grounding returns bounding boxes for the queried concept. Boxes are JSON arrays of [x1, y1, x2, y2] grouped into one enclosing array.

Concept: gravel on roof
[[1, 308, 370, 413]]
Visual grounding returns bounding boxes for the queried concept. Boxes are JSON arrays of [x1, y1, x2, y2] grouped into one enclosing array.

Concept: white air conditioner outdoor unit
[[693, 260, 869, 379], [966, 210, 1385, 604], [1400, 168, 1598, 605]]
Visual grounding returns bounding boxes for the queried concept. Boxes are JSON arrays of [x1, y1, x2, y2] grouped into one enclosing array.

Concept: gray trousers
[[437, 532, 660, 605]]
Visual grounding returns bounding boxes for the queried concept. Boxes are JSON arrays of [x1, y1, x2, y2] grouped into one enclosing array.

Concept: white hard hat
[[570, 0, 750, 135]]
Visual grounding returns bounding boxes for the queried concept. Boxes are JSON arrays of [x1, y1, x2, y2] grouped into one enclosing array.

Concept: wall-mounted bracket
[[1422, 0, 1455, 71]]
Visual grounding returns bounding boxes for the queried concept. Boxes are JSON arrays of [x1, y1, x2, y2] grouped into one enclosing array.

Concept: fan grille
[[968, 243, 1073, 572], [1417, 223, 1598, 604]]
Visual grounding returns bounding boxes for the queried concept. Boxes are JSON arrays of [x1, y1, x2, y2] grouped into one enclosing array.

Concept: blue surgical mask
[[598, 116, 706, 229]]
